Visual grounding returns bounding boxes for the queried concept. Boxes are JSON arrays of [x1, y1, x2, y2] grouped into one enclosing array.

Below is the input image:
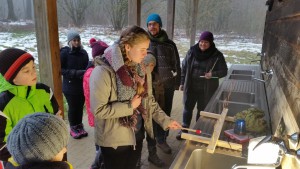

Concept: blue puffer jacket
[[60, 46, 89, 95]]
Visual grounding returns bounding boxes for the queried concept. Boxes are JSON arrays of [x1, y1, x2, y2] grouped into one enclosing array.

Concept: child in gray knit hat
[[143, 51, 156, 72], [5, 113, 72, 169]]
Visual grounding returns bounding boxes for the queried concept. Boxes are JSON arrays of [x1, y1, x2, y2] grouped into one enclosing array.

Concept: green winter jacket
[[0, 74, 59, 161]]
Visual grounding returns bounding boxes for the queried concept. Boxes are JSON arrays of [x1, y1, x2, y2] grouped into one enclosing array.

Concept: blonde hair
[[119, 25, 150, 95]]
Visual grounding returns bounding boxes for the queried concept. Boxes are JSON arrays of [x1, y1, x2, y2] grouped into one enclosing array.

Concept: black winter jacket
[[60, 46, 89, 95], [181, 43, 228, 104], [148, 30, 181, 89]]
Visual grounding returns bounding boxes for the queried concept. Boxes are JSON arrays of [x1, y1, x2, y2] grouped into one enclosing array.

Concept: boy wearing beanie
[[0, 48, 60, 163], [60, 29, 89, 139], [5, 113, 72, 169], [84, 38, 108, 169]]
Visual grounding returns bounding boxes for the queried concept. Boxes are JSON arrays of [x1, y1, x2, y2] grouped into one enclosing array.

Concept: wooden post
[[166, 0, 175, 40], [190, 0, 199, 47], [128, 0, 141, 26], [207, 108, 229, 153], [33, 0, 64, 117], [181, 133, 242, 151]]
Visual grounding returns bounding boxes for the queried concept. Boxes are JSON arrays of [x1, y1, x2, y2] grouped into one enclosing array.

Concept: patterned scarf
[[103, 44, 148, 130]]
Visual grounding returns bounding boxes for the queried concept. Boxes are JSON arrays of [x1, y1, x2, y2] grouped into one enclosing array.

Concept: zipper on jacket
[[0, 111, 8, 151]]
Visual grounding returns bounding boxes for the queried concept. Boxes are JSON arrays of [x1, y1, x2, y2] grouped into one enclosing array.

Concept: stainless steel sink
[[219, 91, 255, 104], [214, 101, 254, 116], [232, 70, 255, 75], [229, 74, 253, 80], [185, 149, 247, 169]]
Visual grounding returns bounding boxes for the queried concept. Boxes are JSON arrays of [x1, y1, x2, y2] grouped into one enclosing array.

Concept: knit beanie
[[67, 29, 80, 43], [0, 48, 34, 83], [143, 53, 156, 66], [199, 31, 214, 43], [89, 38, 109, 58], [146, 13, 162, 27], [7, 113, 69, 165]]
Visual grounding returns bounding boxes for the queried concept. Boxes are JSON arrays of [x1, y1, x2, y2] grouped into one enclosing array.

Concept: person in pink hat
[[84, 38, 109, 169]]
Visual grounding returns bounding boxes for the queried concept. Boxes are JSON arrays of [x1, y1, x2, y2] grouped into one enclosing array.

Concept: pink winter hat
[[89, 38, 109, 58]]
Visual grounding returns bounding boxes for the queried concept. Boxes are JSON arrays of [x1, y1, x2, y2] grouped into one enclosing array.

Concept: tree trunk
[[7, 0, 17, 21], [185, 0, 192, 37], [190, 0, 199, 46], [26, 0, 33, 20], [60, 0, 93, 27], [106, 0, 128, 31]]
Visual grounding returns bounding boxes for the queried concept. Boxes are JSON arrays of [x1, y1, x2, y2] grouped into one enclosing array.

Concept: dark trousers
[[146, 133, 156, 147], [182, 90, 205, 127], [100, 140, 143, 169], [64, 93, 85, 126], [91, 145, 103, 169], [154, 87, 174, 143]]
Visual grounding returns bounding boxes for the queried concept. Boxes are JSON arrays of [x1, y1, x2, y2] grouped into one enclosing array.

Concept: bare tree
[[25, 0, 33, 20], [6, 0, 17, 21], [103, 0, 128, 31], [197, 0, 232, 33], [141, 0, 168, 26], [186, 1, 193, 37], [59, 0, 93, 27], [176, 0, 232, 37]]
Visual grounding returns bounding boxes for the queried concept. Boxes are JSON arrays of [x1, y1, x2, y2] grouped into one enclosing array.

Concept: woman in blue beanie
[[176, 31, 228, 140]]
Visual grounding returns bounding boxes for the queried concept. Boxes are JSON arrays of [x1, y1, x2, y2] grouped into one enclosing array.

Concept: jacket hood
[[0, 74, 14, 93], [102, 43, 125, 72]]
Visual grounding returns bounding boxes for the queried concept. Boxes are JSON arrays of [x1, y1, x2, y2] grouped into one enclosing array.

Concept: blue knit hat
[[7, 113, 69, 165], [146, 13, 162, 27]]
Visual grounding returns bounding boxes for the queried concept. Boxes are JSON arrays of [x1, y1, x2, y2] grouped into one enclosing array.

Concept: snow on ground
[[0, 24, 262, 64]]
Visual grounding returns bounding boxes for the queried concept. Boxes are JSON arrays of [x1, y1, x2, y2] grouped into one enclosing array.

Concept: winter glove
[[75, 70, 86, 79]]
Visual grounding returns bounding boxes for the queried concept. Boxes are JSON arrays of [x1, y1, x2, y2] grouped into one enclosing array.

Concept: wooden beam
[[207, 108, 228, 153], [33, 0, 64, 117], [181, 133, 242, 151], [200, 111, 235, 122], [190, 0, 199, 47], [166, 0, 175, 40], [128, 0, 141, 26]]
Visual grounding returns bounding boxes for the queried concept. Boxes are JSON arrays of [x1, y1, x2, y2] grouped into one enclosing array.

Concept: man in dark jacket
[[145, 13, 181, 167], [176, 31, 228, 140]]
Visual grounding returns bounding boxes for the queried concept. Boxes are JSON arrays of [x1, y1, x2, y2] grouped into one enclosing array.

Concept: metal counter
[[170, 64, 271, 169]]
